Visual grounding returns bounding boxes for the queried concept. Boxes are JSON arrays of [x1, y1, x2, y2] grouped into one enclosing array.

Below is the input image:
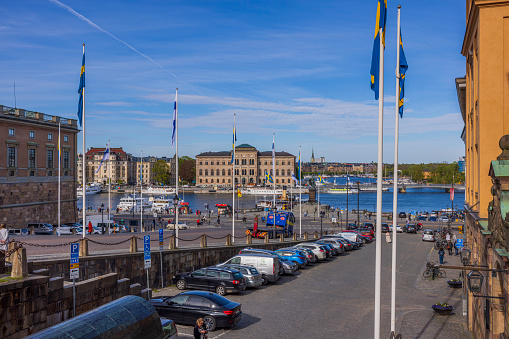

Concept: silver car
[[218, 264, 263, 288], [317, 239, 346, 254], [295, 243, 327, 260], [280, 259, 297, 274]]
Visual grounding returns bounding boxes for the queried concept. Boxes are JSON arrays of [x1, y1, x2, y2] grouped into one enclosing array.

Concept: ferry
[[142, 186, 176, 195], [240, 188, 284, 195], [150, 196, 171, 212], [116, 195, 153, 213], [327, 188, 359, 194], [359, 186, 389, 192], [77, 183, 102, 196]]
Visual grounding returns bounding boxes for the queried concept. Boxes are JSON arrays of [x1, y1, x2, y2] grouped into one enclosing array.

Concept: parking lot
[[152, 227, 449, 338]]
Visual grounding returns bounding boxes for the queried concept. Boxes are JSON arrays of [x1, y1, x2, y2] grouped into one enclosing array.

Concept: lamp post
[[172, 194, 179, 236], [320, 212, 323, 236], [100, 203, 104, 234], [357, 181, 360, 227], [460, 247, 471, 266], [467, 270, 484, 294]]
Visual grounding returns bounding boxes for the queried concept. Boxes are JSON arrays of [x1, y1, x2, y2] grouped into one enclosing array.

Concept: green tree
[[152, 160, 171, 185], [179, 156, 196, 184]]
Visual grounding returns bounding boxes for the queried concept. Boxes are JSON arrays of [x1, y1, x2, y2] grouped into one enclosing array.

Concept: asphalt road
[[153, 228, 438, 338]]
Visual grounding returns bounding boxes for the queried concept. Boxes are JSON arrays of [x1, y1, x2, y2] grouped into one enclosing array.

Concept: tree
[[152, 160, 171, 185], [179, 156, 196, 184]]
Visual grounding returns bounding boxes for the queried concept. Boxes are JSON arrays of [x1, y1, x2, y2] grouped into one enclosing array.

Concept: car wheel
[[176, 279, 187, 290], [203, 316, 217, 331], [261, 276, 269, 286], [215, 285, 226, 296]]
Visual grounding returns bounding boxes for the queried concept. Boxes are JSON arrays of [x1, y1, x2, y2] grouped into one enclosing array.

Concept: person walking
[[217, 215, 220, 226], [452, 234, 458, 255], [385, 231, 391, 243], [88, 221, 93, 234], [446, 232, 451, 242], [0, 223, 9, 252], [438, 248, 446, 265], [447, 240, 453, 255], [194, 318, 208, 339]]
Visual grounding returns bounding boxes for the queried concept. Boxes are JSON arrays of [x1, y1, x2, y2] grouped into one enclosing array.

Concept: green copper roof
[[495, 248, 509, 258], [478, 220, 491, 235], [491, 160, 509, 177], [236, 144, 255, 148]]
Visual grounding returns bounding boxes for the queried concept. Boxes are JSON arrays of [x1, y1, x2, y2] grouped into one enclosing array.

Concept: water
[[79, 177, 464, 214]]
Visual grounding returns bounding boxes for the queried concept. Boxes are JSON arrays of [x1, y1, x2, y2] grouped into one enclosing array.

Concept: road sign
[[456, 238, 464, 249], [144, 235, 151, 269], [70, 243, 80, 279], [159, 229, 164, 251], [332, 218, 337, 223]]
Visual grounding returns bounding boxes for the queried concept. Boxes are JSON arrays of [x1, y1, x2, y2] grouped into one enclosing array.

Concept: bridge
[[328, 183, 465, 193]]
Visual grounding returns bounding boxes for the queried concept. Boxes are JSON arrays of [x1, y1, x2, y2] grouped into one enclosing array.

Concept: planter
[[432, 305, 454, 315], [447, 280, 463, 288]]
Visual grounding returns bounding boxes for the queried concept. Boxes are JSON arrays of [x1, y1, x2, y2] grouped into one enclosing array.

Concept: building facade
[[195, 144, 295, 187], [0, 105, 79, 228], [456, 1, 509, 337], [78, 147, 133, 185], [133, 156, 175, 185]]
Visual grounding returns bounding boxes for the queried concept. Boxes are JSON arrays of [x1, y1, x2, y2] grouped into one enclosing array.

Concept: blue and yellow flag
[[398, 33, 408, 118], [231, 123, 237, 164], [77, 51, 85, 126], [296, 149, 301, 180], [265, 171, 273, 184], [318, 174, 325, 184], [369, 0, 387, 100]]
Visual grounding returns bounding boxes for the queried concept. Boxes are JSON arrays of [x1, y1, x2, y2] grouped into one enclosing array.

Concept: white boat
[[327, 188, 359, 194], [151, 196, 171, 212], [77, 183, 102, 196], [359, 186, 389, 192], [116, 195, 153, 213], [142, 186, 176, 195], [240, 188, 284, 195]]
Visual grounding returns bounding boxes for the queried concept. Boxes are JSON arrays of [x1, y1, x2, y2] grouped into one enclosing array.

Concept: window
[[211, 179, 214, 183], [28, 149, 36, 168], [282, 161, 285, 165], [47, 150, 53, 168], [222, 162, 225, 165], [235, 169, 239, 175], [8, 147, 16, 167], [199, 169, 203, 176], [242, 159, 246, 165], [216, 169, 219, 176], [228, 169, 231, 176], [235, 159, 239, 165], [64, 135, 68, 142], [199, 161, 202, 165], [216, 161, 219, 165], [29, 131, 34, 138], [264, 161, 267, 165], [205, 161, 208, 165], [222, 179, 225, 183], [222, 169, 226, 176], [287, 169, 291, 176], [170, 295, 189, 305], [200, 179, 202, 183], [48, 133, 53, 141], [276, 169, 279, 176], [205, 169, 208, 176], [242, 169, 246, 175], [206, 270, 220, 278], [8, 128, 14, 136]]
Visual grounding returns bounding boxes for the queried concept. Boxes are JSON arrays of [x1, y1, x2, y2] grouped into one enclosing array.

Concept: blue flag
[[95, 144, 110, 173], [77, 51, 85, 126], [370, 0, 387, 100], [231, 123, 237, 164], [292, 172, 299, 185], [172, 90, 177, 148], [265, 171, 274, 184], [398, 33, 408, 118]]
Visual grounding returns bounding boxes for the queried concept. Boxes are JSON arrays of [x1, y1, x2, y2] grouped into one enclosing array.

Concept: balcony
[[0, 105, 78, 129]]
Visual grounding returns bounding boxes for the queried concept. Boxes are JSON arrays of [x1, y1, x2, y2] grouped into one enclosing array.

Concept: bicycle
[[423, 261, 446, 279]]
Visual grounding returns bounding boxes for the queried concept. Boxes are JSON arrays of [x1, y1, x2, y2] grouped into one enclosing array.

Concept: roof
[[259, 151, 294, 157], [196, 151, 231, 157], [236, 144, 255, 149], [86, 147, 126, 156]]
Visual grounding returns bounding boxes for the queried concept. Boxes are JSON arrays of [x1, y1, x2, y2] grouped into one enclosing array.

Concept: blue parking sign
[[159, 229, 164, 251], [144, 235, 151, 269], [456, 238, 464, 249], [70, 243, 80, 279]]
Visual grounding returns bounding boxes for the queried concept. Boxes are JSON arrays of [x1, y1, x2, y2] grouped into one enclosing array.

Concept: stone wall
[[0, 269, 145, 339], [0, 180, 77, 229], [30, 241, 307, 290]]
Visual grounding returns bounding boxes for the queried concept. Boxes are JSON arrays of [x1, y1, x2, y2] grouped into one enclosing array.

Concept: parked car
[[405, 224, 417, 233], [417, 215, 427, 221], [321, 235, 357, 250], [429, 216, 438, 222], [26, 223, 53, 235], [151, 291, 242, 331], [76, 227, 102, 235], [56, 226, 74, 235], [439, 215, 450, 222], [63, 222, 82, 229], [173, 267, 246, 296], [313, 242, 339, 256], [388, 225, 403, 233], [335, 232, 363, 245], [166, 222, 188, 230], [294, 243, 327, 260], [422, 229, 435, 242], [216, 264, 263, 288], [316, 239, 345, 254], [381, 223, 389, 232], [363, 222, 374, 229], [160, 318, 178, 339], [280, 259, 298, 274], [8, 228, 28, 236], [274, 249, 308, 267], [285, 246, 317, 263], [399, 212, 407, 218], [220, 254, 280, 285], [240, 247, 305, 269]]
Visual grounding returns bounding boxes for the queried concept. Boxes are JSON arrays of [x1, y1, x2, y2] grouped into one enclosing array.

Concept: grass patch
[[0, 276, 24, 284]]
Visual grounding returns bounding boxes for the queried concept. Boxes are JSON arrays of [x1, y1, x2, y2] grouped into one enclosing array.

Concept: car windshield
[[206, 294, 231, 307], [424, 231, 433, 235], [249, 268, 259, 274], [233, 272, 243, 280]]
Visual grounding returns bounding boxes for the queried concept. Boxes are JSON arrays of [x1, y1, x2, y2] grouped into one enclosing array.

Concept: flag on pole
[[292, 172, 299, 185], [77, 51, 85, 126], [347, 173, 351, 186], [318, 174, 325, 184], [95, 144, 110, 173], [231, 123, 237, 164], [172, 90, 177, 147], [450, 188, 455, 201], [272, 135, 275, 179], [398, 33, 408, 118], [370, 0, 387, 100], [237, 189, 242, 198], [265, 171, 274, 183]]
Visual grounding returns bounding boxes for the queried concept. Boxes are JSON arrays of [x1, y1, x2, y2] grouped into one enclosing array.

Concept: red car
[[343, 229, 373, 242]]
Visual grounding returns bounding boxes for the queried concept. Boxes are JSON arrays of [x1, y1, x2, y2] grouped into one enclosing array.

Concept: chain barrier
[[87, 237, 134, 246], [205, 235, 228, 240], [0, 243, 23, 259], [175, 235, 203, 242], [14, 239, 80, 248]]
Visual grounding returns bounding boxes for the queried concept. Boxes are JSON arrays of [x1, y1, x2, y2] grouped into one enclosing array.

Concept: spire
[[311, 147, 315, 163]]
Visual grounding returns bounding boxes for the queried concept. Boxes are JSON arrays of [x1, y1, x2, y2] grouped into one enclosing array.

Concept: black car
[[381, 223, 389, 233], [151, 291, 242, 331], [173, 267, 246, 296], [398, 212, 407, 219], [406, 224, 417, 233]]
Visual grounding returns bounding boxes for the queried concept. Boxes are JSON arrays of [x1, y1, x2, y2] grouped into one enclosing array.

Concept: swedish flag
[[265, 171, 273, 184], [398, 33, 408, 118], [77, 51, 85, 126], [231, 124, 237, 164], [370, 0, 387, 100]]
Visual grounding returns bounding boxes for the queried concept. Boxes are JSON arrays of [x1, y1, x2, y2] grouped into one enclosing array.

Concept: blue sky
[[0, 0, 466, 163]]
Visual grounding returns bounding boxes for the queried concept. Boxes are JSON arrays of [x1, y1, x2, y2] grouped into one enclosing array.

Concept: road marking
[[429, 245, 434, 256], [211, 332, 228, 338], [176, 333, 194, 338]]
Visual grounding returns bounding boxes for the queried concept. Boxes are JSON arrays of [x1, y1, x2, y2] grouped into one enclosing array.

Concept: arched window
[[222, 169, 226, 176], [228, 179, 231, 183], [287, 169, 291, 176], [228, 169, 231, 176], [205, 169, 208, 176], [216, 169, 220, 176], [199, 169, 203, 176], [270, 169, 273, 175], [242, 178, 246, 185], [205, 179, 208, 183], [211, 179, 214, 183], [276, 169, 279, 176], [222, 179, 225, 183], [200, 179, 202, 183], [276, 179, 279, 183]]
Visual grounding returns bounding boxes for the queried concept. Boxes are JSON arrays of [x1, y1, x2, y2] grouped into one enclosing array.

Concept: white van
[[335, 232, 360, 244], [220, 253, 280, 285]]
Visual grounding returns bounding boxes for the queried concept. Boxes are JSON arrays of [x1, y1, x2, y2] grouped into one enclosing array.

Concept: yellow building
[[457, 1, 509, 337]]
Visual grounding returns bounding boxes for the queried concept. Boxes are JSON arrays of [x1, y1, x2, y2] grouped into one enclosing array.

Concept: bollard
[[11, 247, 28, 278], [130, 237, 138, 252], [279, 234, 284, 242], [168, 236, 176, 250], [304, 232, 308, 240], [53, 227, 57, 235], [264, 234, 269, 244], [200, 234, 207, 248], [246, 234, 252, 245], [72, 228, 76, 235], [141, 226, 145, 233], [5, 241, 17, 264], [30, 226, 35, 235], [226, 234, 232, 246], [79, 238, 89, 257], [314, 231, 319, 239], [292, 233, 297, 241]]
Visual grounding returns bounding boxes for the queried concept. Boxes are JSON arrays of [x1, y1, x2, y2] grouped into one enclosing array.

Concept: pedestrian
[[217, 215, 220, 226], [385, 231, 391, 243], [88, 221, 93, 234], [452, 234, 458, 255], [446, 232, 451, 242], [447, 240, 453, 255], [0, 223, 9, 252], [438, 248, 445, 265], [194, 318, 208, 339]]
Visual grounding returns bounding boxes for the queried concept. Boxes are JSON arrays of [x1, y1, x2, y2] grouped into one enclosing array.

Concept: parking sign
[[456, 238, 464, 249], [70, 243, 80, 279], [144, 235, 151, 269], [159, 229, 164, 251]]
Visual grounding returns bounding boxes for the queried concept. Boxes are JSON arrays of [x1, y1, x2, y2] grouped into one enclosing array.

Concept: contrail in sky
[[49, 0, 212, 101]]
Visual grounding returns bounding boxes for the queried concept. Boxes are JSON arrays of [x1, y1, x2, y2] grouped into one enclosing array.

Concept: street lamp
[[320, 211, 323, 236], [100, 203, 105, 234], [356, 181, 360, 227], [467, 270, 484, 294], [460, 247, 471, 266], [172, 194, 179, 236]]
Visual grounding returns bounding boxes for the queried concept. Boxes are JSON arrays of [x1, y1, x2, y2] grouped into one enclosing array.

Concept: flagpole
[[81, 43, 86, 239], [272, 133, 276, 239], [175, 88, 179, 248], [299, 146, 302, 238], [141, 150, 143, 232], [374, 25, 385, 339], [58, 121, 61, 234], [232, 114, 236, 243], [391, 6, 401, 334], [108, 140, 111, 234]]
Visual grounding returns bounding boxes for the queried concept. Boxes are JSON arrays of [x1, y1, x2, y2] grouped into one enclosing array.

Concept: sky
[[0, 0, 466, 163]]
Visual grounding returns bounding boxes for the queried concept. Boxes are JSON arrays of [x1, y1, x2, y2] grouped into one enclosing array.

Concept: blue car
[[274, 249, 308, 268], [429, 216, 438, 222]]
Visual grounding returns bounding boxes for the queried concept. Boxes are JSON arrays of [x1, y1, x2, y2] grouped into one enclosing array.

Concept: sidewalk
[[397, 240, 473, 338]]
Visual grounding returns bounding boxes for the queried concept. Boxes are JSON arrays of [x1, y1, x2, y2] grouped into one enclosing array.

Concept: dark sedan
[[173, 267, 246, 296], [406, 224, 417, 233], [151, 291, 242, 331]]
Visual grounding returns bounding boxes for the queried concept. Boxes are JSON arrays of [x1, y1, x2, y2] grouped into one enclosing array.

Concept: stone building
[[0, 105, 79, 228], [456, 1, 509, 336], [133, 156, 175, 185], [195, 144, 295, 187], [78, 147, 133, 185]]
